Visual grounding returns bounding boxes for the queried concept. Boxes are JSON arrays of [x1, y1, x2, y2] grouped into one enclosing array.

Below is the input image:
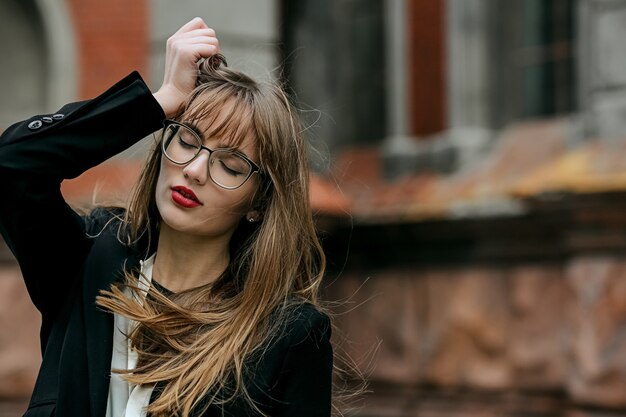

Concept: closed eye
[[219, 160, 245, 176], [178, 137, 198, 149], [176, 127, 200, 149]]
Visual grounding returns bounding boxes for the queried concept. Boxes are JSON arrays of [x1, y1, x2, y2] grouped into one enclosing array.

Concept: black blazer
[[0, 72, 332, 417]]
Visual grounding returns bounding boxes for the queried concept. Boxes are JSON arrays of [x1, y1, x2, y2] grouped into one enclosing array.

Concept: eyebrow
[[181, 120, 257, 165], [183, 121, 205, 139], [183, 120, 248, 152]]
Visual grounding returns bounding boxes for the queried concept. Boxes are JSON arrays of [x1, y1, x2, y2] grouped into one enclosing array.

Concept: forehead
[[181, 89, 256, 151]]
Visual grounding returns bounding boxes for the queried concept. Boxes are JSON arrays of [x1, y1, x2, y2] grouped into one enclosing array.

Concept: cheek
[[212, 189, 253, 216], [154, 160, 172, 214], [228, 180, 260, 212]]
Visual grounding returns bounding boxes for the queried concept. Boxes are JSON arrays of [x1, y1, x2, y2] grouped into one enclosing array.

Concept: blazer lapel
[[83, 233, 142, 416]]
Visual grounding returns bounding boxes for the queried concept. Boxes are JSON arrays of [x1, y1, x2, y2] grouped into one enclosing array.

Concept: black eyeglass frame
[[161, 119, 262, 190]]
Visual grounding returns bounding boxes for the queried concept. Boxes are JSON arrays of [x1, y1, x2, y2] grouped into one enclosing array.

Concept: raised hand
[[153, 17, 220, 118]]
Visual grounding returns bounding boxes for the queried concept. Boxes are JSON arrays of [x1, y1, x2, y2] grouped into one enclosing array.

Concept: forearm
[[0, 71, 165, 182]]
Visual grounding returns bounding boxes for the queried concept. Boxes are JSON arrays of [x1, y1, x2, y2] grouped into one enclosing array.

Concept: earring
[[246, 210, 262, 223]]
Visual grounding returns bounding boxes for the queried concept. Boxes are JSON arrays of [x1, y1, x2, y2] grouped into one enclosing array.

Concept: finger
[[190, 44, 220, 60], [174, 17, 208, 35], [172, 43, 219, 62], [185, 36, 220, 47], [180, 39, 220, 54], [168, 30, 217, 43], [168, 29, 217, 51], [193, 44, 219, 58], [168, 38, 219, 56], [176, 28, 217, 39]]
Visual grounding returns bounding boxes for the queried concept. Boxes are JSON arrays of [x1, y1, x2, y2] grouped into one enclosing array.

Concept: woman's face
[[155, 103, 260, 241]]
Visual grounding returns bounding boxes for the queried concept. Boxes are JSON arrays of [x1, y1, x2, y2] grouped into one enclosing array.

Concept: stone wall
[[313, 188, 626, 416], [324, 256, 626, 415]]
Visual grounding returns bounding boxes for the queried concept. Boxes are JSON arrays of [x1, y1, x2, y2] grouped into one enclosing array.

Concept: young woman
[[0, 18, 333, 417]]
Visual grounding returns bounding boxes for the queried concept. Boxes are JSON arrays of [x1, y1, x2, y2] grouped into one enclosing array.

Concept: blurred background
[[2, 0, 626, 416]]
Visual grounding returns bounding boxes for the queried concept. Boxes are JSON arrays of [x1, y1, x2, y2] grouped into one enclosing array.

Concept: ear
[[245, 210, 263, 223]]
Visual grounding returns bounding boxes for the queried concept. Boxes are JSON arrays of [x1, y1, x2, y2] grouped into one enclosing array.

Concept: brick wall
[[66, 0, 149, 99]]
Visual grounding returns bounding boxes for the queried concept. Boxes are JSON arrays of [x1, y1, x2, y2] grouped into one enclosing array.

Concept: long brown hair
[[96, 55, 330, 416]]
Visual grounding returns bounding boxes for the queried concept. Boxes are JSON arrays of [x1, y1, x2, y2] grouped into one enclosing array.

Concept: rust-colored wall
[[327, 258, 626, 415], [66, 0, 149, 99], [407, 0, 446, 136]]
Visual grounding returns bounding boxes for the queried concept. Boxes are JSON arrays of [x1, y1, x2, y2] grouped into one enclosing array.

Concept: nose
[[182, 152, 210, 184]]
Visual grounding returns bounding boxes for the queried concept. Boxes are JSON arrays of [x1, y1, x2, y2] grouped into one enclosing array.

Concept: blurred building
[[3, 1, 626, 416], [284, 1, 626, 416]]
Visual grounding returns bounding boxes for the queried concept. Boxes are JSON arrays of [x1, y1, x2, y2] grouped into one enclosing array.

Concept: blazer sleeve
[[0, 71, 165, 318], [273, 309, 334, 417]]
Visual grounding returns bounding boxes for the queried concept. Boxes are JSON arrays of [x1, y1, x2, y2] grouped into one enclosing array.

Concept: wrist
[[153, 89, 184, 119]]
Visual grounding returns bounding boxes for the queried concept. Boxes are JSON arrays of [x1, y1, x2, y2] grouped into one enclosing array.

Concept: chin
[[156, 197, 192, 232]]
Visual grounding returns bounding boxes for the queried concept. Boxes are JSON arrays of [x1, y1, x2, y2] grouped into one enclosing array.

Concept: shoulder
[[280, 302, 332, 349], [83, 206, 126, 239], [263, 302, 334, 408]]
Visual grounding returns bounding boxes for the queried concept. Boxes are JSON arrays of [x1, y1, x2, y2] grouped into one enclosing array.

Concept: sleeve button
[[42, 116, 53, 124], [52, 113, 64, 120], [28, 120, 43, 130]]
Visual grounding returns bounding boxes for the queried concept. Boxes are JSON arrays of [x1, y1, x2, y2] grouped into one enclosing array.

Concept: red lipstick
[[171, 186, 202, 208]]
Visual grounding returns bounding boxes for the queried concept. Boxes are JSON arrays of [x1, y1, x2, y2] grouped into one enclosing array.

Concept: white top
[[105, 255, 157, 417]]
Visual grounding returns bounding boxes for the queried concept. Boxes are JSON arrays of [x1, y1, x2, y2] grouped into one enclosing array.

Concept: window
[[494, 0, 576, 126]]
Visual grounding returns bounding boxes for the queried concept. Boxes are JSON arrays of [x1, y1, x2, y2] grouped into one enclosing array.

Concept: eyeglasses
[[161, 120, 261, 190]]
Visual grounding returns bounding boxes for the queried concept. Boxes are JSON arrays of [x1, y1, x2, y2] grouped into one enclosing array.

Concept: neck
[[152, 224, 231, 292]]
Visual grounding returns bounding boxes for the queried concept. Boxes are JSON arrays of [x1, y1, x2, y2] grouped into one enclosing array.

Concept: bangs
[[179, 84, 256, 150]]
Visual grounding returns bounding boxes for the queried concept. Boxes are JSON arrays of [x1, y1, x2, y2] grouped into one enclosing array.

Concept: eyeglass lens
[[162, 124, 253, 189]]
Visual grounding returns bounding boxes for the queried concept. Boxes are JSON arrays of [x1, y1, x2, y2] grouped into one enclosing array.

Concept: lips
[[171, 186, 203, 208]]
